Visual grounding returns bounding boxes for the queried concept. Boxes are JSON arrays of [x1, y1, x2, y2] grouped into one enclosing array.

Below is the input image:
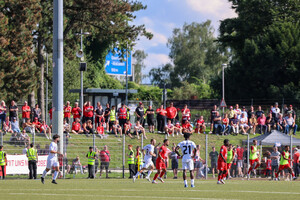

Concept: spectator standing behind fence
[[166, 102, 177, 124], [99, 145, 110, 179], [234, 104, 241, 119], [271, 102, 280, 122], [32, 104, 41, 121], [109, 105, 116, 132], [212, 112, 222, 135], [9, 100, 18, 122], [146, 105, 155, 133], [286, 105, 296, 119], [118, 103, 127, 131], [209, 105, 218, 134], [209, 147, 218, 178], [284, 113, 297, 135], [128, 145, 135, 178], [247, 106, 255, 122], [156, 105, 166, 134], [86, 147, 96, 179], [181, 104, 191, 124], [135, 102, 145, 126], [104, 103, 111, 132], [63, 101, 72, 124], [22, 101, 31, 124], [255, 106, 264, 118], [236, 145, 244, 177], [83, 101, 94, 123], [71, 102, 82, 121], [0, 101, 7, 129], [249, 114, 257, 134], [94, 102, 104, 128], [241, 106, 248, 119], [0, 145, 7, 180], [27, 143, 38, 179]]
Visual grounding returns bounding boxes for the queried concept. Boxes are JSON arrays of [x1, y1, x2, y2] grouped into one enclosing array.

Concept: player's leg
[[52, 166, 60, 184], [190, 160, 195, 187], [288, 166, 296, 180], [153, 169, 160, 182], [183, 169, 188, 187]]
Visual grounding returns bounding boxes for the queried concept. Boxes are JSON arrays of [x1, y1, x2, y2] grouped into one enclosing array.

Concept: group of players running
[[41, 134, 297, 186]]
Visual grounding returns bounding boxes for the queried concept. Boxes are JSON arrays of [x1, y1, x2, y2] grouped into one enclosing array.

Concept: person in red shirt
[[265, 155, 272, 177], [63, 101, 72, 124], [275, 145, 296, 180], [181, 104, 190, 124], [166, 102, 177, 124], [83, 101, 94, 123], [222, 114, 230, 135], [217, 139, 229, 184], [156, 105, 167, 133], [40, 120, 51, 139], [118, 103, 128, 130], [152, 139, 169, 184], [71, 102, 82, 120], [32, 117, 41, 133], [195, 116, 206, 134], [174, 122, 182, 135], [257, 113, 267, 134], [182, 120, 194, 134], [293, 148, 300, 178], [124, 119, 133, 139], [48, 107, 53, 121], [72, 118, 83, 134], [22, 101, 31, 124], [99, 145, 110, 178], [236, 145, 244, 177]]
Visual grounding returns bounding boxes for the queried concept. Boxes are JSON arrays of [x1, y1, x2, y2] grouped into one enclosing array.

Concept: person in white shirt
[[133, 139, 156, 182], [175, 133, 197, 188], [134, 121, 147, 139], [234, 104, 242, 119], [239, 113, 249, 135], [165, 120, 175, 137], [41, 135, 63, 184], [271, 102, 280, 121]]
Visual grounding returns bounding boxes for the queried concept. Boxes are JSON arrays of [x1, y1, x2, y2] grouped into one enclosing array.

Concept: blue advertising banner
[[105, 49, 132, 76]]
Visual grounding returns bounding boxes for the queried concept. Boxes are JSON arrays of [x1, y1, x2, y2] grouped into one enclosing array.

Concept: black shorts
[[211, 162, 217, 170], [172, 160, 178, 170], [105, 117, 109, 123], [100, 162, 109, 170], [147, 118, 155, 126]]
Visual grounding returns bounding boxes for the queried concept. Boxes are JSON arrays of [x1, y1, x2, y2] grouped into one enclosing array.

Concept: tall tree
[[167, 20, 228, 87], [217, 0, 300, 100], [149, 63, 174, 86], [133, 50, 147, 84], [0, 0, 41, 102]]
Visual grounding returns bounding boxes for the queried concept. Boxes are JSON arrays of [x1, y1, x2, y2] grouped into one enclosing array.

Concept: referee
[[27, 143, 38, 179]]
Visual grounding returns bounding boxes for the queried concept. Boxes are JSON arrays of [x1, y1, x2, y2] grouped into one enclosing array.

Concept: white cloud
[[186, 0, 237, 19], [134, 29, 168, 51], [144, 53, 171, 71]]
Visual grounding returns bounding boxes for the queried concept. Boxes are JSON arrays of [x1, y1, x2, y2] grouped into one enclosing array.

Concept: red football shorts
[[250, 158, 260, 166], [156, 160, 166, 170], [279, 164, 290, 171], [218, 160, 227, 171], [227, 163, 232, 170]]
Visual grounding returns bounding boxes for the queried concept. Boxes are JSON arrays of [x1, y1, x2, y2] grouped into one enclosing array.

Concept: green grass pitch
[[1, 178, 300, 200]]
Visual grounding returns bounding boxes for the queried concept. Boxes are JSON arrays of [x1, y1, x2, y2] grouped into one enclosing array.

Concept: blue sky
[[132, 0, 237, 83]]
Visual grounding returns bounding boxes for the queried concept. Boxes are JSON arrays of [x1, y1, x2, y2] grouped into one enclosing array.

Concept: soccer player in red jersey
[[217, 139, 229, 184], [152, 139, 169, 184], [275, 145, 296, 181]]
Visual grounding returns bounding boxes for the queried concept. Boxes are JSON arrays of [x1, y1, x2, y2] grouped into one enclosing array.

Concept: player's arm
[[149, 151, 156, 157], [175, 146, 181, 157], [220, 149, 226, 162]]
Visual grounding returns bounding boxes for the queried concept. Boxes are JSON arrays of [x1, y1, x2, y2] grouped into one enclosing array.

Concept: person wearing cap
[[86, 146, 96, 179], [9, 100, 18, 122], [284, 113, 298, 135], [11, 117, 21, 133], [22, 101, 31, 124], [271, 102, 280, 122], [241, 106, 248, 118], [286, 105, 296, 120], [293, 148, 300, 178], [135, 102, 145, 126]]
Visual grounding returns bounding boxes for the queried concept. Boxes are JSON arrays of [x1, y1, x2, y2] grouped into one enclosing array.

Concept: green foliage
[[128, 82, 162, 102], [0, 0, 41, 101], [132, 50, 147, 84], [171, 80, 214, 100], [217, 0, 300, 100], [167, 20, 229, 87], [149, 63, 174, 86]]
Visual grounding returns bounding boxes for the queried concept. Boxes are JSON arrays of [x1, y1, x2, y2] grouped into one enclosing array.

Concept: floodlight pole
[[53, 0, 64, 173], [125, 44, 129, 105]]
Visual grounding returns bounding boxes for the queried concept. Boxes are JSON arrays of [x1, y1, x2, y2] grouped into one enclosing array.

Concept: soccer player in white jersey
[[41, 134, 63, 184], [133, 139, 156, 182], [175, 133, 197, 188]]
